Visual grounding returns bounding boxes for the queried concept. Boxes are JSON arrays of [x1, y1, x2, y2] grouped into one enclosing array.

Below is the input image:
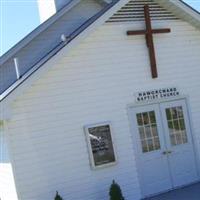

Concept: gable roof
[[0, 0, 104, 96], [0, 0, 200, 105]]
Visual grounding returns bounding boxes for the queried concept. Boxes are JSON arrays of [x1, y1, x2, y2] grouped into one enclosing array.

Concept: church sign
[[85, 122, 116, 169], [135, 87, 180, 102]]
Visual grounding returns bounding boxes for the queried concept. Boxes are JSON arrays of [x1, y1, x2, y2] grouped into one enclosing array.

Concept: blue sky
[[0, 0, 200, 56]]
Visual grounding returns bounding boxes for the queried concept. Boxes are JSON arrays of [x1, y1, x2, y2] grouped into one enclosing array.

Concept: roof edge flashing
[[0, 0, 81, 65]]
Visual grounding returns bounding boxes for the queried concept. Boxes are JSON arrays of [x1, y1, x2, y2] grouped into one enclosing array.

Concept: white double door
[[130, 99, 198, 198]]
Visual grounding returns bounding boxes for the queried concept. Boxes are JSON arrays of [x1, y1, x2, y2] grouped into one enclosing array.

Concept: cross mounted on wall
[[127, 5, 171, 78]]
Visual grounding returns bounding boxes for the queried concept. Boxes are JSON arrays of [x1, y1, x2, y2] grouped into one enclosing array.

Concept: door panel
[[130, 99, 198, 198], [160, 100, 198, 187], [132, 104, 172, 197]]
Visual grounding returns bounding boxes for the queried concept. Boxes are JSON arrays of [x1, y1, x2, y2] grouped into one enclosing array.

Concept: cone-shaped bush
[[109, 180, 125, 200], [54, 191, 63, 200]]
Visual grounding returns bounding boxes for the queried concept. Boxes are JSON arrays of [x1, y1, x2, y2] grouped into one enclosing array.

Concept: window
[[136, 111, 160, 153], [85, 122, 116, 169], [166, 106, 188, 146]]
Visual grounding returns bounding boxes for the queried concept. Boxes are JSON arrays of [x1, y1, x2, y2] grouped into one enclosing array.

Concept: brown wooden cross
[[127, 5, 171, 78]]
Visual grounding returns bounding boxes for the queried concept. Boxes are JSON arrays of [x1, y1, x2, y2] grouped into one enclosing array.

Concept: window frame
[[84, 122, 117, 169]]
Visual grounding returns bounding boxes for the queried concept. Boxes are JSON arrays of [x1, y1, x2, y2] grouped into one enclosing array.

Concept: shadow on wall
[[0, 122, 10, 164], [0, 121, 18, 200]]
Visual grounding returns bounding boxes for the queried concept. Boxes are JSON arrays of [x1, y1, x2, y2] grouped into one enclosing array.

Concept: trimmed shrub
[[109, 180, 125, 200], [54, 191, 63, 200]]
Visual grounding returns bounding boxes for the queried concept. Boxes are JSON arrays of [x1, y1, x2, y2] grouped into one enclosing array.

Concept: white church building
[[1, 0, 200, 199]]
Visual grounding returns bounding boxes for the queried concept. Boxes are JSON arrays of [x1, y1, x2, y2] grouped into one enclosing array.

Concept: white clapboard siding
[[0, 124, 18, 200], [5, 19, 200, 200]]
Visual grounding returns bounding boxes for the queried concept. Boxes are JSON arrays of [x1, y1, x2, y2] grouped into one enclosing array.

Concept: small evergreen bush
[[54, 191, 63, 200], [109, 180, 125, 200]]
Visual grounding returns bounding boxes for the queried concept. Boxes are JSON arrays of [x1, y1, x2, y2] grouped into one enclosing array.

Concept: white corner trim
[[157, 0, 200, 27], [173, 1, 200, 18], [0, 103, 12, 120]]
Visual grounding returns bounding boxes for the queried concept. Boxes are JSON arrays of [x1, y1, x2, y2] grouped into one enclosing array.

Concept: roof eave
[[0, 0, 81, 65], [157, 0, 200, 29]]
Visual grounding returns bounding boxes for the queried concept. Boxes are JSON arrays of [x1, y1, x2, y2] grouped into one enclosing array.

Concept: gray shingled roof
[[0, 0, 115, 101]]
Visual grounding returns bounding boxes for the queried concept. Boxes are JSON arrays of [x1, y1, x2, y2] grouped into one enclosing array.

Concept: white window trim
[[84, 121, 117, 170]]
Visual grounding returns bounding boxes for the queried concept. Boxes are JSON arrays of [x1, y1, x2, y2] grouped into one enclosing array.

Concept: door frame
[[127, 95, 200, 198]]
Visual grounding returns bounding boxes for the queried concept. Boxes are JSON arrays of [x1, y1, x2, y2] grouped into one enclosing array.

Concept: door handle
[[162, 150, 172, 155], [162, 151, 168, 155]]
